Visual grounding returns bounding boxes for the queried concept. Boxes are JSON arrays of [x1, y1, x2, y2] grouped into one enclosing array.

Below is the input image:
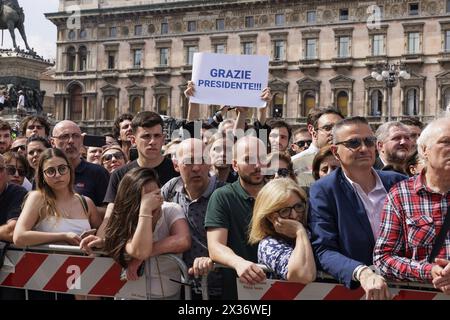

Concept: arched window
[[444, 88, 450, 110], [272, 93, 284, 118], [130, 96, 141, 114], [406, 88, 419, 115], [303, 91, 316, 116], [158, 96, 168, 115], [105, 97, 116, 120], [69, 84, 82, 121], [336, 91, 348, 117], [370, 90, 383, 116], [67, 47, 76, 71], [79, 46, 87, 71]]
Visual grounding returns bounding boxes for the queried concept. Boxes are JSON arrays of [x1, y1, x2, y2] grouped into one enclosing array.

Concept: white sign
[[190, 53, 269, 108]]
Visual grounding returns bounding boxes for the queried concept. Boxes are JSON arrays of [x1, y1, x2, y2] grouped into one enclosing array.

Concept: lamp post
[[371, 63, 410, 122]]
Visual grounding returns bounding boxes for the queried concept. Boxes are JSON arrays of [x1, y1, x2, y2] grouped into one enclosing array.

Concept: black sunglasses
[[295, 140, 312, 148], [6, 166, 27, 177], [335, 136, 377, 150], [11, 145, 26, 152], [103, 152, 124, 161], [267, 168, 291, 179]]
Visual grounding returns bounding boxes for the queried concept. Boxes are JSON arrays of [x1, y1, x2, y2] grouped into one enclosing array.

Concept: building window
[[161, 22, 169, 34], [306, 39, 317, 59], [337, 91, 349, 117], [446, 30, 450, 52], [338, 36, 350, 58], [303, 92, 316, 116], [242, 42, 254, 55], [406, 88, 419, 115], [69, 85, 83, 121], [307, 11, 316, 24], [105, 97, 116, 120], [444, 88, 450, 109], [79, 46, 87, 71], [275, 14, 285, 26], [216, 19, 225, 31], [186, 46, 197, 65], [245, 16, 254, 28], [409, 3, 419, 15], [447, 0, 450, 13], [408, 32, 420, 54], [159, 48, 169, 66], [340, 8, 349, 21], [67, 46, 76, 71], [68, 30, 75, 40], [188, 21, 197, 32], [272, 94, 284, 118], [107, 53, 115, 69], [372, 34, 384, 56], [370, 90, 383, 116], [135, 25, 142, 36], [79, 29, 87, 39], [273, 40, 285, 61], [214, 44, 226, 54], [130, 97, 141, 114], [158, 96, 168, 116], [133, 49, 142, 68], [109, 27, 117, 38]]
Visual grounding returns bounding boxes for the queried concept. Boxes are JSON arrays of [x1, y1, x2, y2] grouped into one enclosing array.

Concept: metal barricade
[[200, 263, 449, 300], [0, 244, 191, 300]]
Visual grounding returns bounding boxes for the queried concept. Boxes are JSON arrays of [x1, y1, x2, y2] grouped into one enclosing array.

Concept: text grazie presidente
[[198, 68, 262, 91]]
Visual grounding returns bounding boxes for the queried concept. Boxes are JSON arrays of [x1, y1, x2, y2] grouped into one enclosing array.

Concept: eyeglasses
[[103, 152, 124, 162], [277, 202, 307, 219], [11, 145, 26, 152], [335, 136, 377, 150], [267, 168, 291, 179], [316, 124, 335, 132], [43, 164, 70, 178], [53, 133, 82, 141], [295, 140, 312, 148], [6, 166, 26, 177], [27, 125, 44, 131]]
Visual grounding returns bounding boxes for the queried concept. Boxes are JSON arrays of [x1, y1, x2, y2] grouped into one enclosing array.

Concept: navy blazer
[[308, 168, 407, 289]]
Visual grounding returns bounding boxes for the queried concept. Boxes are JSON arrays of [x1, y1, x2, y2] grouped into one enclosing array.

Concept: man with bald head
[[162, 138, 226, 299], [206, 136, 268, 299], [51, 120, 109, 211], [308, 117, 406, 300]]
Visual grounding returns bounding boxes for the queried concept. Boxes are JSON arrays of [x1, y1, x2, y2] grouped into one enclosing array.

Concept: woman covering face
[[249, 178, 316, 283]]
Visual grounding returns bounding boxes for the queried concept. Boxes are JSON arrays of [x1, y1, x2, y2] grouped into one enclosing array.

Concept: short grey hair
[[417, 117, 450, 161], [331, 116, 369, 144], [375, 121, 410, 143]]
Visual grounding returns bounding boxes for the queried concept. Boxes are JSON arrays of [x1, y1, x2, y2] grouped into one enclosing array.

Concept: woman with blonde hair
[[249, 178, 316, 283]]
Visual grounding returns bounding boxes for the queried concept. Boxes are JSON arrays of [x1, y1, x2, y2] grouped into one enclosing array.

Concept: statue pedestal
[[0, 50, 53, 89]]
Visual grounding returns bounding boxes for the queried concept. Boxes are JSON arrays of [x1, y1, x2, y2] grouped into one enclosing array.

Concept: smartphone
[[84, 135, 106, 148], [80, 229, 97, 239]]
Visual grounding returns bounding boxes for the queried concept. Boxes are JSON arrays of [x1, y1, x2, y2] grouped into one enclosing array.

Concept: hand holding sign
[[191, 53, 269, 108]]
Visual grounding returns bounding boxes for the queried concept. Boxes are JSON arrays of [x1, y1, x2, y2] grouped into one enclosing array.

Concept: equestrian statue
[[0, 0, 31, 51]]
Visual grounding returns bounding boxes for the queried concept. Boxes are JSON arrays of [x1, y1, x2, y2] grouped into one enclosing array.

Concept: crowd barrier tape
[[0, 245, 191, 300], [206, 263, 450, 300]]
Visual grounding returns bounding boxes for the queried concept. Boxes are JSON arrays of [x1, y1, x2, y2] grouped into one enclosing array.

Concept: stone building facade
[[46, 0, 450, 132]]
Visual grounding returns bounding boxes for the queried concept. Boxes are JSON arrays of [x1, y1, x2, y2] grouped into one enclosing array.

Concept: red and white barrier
[[0, 250, 148, 299], [237, 279, 450, 300]]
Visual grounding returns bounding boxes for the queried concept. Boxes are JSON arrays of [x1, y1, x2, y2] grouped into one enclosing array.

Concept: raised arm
[[185, 81, 200, 122]]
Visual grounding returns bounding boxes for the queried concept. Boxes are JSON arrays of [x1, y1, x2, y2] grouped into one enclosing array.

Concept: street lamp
[[371, 63, 410, 121]]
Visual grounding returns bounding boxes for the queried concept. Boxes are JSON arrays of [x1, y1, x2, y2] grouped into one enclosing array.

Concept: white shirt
[[291, 142, 319, 161], [18, 94, 25, 108], [343, 169, 387, 241]]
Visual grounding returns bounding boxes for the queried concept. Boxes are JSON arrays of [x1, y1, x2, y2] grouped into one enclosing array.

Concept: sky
[[2, 0, 59, 59]]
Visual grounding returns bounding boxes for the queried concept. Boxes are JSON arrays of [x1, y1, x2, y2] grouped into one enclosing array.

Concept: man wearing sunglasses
[[290, 127, 312, 155], [308, 117, 407, 300], [10, 137, 27, 158]]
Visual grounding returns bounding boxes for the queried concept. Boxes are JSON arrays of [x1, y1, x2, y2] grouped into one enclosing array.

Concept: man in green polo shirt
[[205, 135, 268, 300]]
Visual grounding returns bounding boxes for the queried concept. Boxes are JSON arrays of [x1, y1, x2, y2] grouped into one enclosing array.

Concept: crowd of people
[[0, 83, 449, 300]]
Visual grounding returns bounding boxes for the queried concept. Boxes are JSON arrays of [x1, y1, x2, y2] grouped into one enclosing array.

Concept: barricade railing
[[0, 244, 191, 300], [200, 263, 449, 300]]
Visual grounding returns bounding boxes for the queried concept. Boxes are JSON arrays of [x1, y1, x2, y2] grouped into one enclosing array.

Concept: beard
[[239, 170, 264, 186], [387, 149, 410, 164]]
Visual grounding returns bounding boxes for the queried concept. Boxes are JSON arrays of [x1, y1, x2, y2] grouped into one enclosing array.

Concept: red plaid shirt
[[373, 171, 450, 282]]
